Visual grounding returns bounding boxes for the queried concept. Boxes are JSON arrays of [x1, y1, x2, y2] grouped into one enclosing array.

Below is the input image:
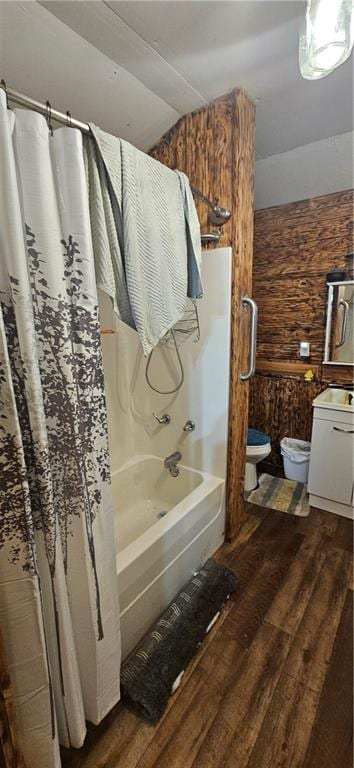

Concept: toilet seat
[[246, 442, 271, 458], [245, 430, 271, 492]]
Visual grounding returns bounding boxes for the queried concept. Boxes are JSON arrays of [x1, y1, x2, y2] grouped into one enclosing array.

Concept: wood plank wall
[[250, 189, 354, 466], [150, 88, 256, 539]]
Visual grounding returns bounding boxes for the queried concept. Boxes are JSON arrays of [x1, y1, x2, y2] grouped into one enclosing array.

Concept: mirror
[[324, 280, 354, 365]]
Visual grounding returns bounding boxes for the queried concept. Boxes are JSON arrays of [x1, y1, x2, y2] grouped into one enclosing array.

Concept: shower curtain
[[0, 91, 120, 767]]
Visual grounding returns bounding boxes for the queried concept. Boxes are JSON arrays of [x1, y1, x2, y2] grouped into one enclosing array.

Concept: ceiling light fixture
[[299, 0, 354, 80]]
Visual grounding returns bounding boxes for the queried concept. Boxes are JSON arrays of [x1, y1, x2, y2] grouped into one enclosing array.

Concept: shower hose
[[145, 330, 185, 395]]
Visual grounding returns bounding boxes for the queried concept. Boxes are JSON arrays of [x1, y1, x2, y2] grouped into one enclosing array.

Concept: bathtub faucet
[[164, 451, 182, 477], [153, 412, 171, 425]]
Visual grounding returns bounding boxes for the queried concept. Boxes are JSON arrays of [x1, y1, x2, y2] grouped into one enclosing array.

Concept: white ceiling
[[1, 1, 353, 156]]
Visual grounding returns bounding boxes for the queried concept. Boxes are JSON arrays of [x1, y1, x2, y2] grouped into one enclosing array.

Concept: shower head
[[191, 185, 231, 228], [209, 205, 231, 226]]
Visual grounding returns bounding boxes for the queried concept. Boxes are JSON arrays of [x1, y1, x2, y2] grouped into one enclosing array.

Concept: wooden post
[[150, 87, 256, 540], [226, 89, 256, 539]]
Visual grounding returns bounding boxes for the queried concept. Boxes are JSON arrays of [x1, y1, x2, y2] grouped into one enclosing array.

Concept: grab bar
[[336, 298, 349, 348], [240, 296, 258, 382]]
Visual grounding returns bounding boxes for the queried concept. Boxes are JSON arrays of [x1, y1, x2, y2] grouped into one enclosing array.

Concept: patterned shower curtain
[[0, 91, 120, 767]]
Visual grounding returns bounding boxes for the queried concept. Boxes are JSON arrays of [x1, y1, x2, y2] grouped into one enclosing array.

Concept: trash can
[[280, 437, 311, 483]]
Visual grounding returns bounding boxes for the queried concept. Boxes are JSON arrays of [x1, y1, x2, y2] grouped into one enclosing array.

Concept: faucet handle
[[183, 419, 195, 432], [153, 412, 171, 425]]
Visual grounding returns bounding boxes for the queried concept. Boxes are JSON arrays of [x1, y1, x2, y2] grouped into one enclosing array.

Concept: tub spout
[[164, 451, 182, 475]]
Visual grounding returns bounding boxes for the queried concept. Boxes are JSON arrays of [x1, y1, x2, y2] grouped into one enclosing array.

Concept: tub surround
[[100, 247, 232, 656], [100, 247, 232, 480]]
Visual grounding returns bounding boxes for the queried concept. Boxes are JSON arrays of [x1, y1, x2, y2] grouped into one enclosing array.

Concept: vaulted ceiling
[[1, 1, 352, 155]]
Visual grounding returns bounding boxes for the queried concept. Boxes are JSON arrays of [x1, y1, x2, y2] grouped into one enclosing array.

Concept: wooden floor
[[62, 503, 353, 768]]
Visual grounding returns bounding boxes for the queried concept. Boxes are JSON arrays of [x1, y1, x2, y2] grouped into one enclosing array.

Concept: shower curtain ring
[[1, 79, 9, 108], [66, 110, 72, 128], [45, 99, 54, 136]]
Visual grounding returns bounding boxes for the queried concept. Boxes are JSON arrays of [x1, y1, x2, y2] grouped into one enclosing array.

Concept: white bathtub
[[111, 455, 225, 658]]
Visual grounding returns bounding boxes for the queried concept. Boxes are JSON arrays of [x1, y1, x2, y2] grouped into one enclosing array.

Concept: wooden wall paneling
[[256, 342, 324, 364], [322, 365, 354, 384], [251, 188, 354, 464], [185, 104, 211, 237], [254, 275, 326, 363], [254, 239, 351, 280], [249, 374, 325, 466], [254, 192, 353, 281], [150, 88, 256, 540], [174, 118, 187, 174], [255, 220, 351, 258], [207, 93, 233, 248], [256, 362, 320, 378], [254, 188, 353, 230], [149, 127, 175, 168]]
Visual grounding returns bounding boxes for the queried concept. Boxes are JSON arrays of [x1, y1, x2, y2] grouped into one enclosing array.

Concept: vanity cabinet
[[308, 398, 354, 518]]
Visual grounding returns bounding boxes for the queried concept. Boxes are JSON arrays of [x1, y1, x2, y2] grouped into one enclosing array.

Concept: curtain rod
[[0, 80, 230, 223], [1, 81, 90, 133]]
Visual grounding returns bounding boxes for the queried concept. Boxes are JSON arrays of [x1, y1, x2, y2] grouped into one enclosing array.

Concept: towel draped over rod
[[0, 80, 231, 222]]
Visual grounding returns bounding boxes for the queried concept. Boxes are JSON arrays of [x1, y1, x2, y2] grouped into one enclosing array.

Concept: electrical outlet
[[299, 341, 311, 358]]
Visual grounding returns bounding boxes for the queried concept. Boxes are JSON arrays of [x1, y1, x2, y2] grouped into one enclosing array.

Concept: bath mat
[[246, 473, 310, 517], [120, 558, 238, 723]]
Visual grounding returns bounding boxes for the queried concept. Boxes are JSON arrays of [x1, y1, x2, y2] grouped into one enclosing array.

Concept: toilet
[[245, 428, 271, 492]]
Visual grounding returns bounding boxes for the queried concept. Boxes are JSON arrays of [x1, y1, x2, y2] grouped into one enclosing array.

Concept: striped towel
[[84, 125, 202, 356]]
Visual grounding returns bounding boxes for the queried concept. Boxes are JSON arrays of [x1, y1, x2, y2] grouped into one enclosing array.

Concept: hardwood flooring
[[61, 503, 353, 768]]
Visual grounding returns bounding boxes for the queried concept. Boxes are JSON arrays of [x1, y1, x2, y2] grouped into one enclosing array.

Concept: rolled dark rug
[[120, 558, 238, 723]]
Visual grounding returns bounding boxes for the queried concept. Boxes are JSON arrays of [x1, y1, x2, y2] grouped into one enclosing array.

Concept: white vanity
[[308, 388, 354, 518]]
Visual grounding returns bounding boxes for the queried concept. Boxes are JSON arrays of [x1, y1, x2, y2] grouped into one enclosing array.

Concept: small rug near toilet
[[246, 473, 310, 517]]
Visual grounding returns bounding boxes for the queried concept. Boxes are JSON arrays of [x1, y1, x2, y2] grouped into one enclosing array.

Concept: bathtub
[[111, 455, 225, 658]]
